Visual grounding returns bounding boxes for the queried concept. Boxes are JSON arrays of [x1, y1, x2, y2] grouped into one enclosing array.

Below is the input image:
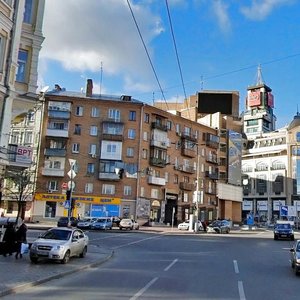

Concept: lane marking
[[164, 259, 178, 271], [113, 235, 164, 250], [238, 281, 246, 300], [130, 277, 158, 300], [233, 260, 239, 274]]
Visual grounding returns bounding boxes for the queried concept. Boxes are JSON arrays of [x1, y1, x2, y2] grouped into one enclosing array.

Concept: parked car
[[290, 240, 300, 274], [77, 217, 97, 229], [178, 220, 204, 231], [90, 218, 113, 230], [274, 221, 294, 240], [29, 227, 89, 264], [207, 220, 231, 234], [119, 219, 139, 230], [111, 217, 121, 227], [57, 217, 78, 227]]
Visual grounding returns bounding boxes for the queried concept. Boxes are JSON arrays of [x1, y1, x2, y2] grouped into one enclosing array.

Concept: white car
[[77, 217, 97, 229], [178, 220, 204, 231], [119, 219, 139, 230], [29, 227, 89, 264]]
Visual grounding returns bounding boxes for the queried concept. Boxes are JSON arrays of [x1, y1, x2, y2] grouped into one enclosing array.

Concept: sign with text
[[16, 146, 33, 164]]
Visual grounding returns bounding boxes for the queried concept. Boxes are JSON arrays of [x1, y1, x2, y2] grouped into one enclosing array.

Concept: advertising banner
[[248, 91, 261, 107]]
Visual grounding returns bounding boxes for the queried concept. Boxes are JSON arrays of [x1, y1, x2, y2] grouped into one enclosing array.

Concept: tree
[[3, 169, 34, 221]]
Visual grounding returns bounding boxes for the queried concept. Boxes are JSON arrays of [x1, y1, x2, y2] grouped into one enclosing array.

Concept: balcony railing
[[42, 168, 64, 177], [179, 182, 195, 191], [205, 171, 219, 180], [148, 176, 166, 186], [101, 133, 123, 141], [151, 122, 168, 131], [182, 165, 196, 174], [44, 148, 66, 157], [98, 172, 121, 181], [150, 157, 167, 167], [46, 128, 69, 138]]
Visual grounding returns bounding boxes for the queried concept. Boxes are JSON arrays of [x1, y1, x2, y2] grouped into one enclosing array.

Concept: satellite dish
[[40, 86, 49, 93]]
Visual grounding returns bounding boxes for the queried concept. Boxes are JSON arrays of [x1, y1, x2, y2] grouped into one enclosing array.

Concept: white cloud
[[240, 0, 294, 21], [41, 0, 164, 91], [211, 0, 231, 33]]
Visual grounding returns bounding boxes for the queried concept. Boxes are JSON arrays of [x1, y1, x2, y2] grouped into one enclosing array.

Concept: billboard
[[267, 92, 274, 108], [227, 130, 242, 186], [16, 146, 33, 164], [197, 92, 233, 115], [248, 91, 261, 107]]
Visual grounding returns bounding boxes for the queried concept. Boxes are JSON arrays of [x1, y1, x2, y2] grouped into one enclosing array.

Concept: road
[[3, 229, 300, 300]]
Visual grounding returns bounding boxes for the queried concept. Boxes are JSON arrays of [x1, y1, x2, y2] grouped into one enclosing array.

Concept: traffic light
[[66, 190, 71, 201]]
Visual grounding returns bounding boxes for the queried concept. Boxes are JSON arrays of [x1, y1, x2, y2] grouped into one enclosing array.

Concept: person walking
[[2, 223, 16, 257], [15, 221, 27, 259]]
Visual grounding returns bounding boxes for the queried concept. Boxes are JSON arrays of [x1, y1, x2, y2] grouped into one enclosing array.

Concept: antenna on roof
[[255, 64, 264, 85], [100, 61, 103, 96]]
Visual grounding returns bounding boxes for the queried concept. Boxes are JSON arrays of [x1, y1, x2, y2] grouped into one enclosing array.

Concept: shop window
[[44, 201, 56, 218]]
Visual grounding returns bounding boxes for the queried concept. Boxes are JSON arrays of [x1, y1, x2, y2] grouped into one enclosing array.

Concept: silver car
[[29, 227, 89, 264], [77, 217, 97, 229], [290, 240, 300, 275]]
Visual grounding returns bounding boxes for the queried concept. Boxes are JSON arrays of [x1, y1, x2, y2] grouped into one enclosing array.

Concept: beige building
[[32, 80, 242, 224], [0, 0, 45, 218]]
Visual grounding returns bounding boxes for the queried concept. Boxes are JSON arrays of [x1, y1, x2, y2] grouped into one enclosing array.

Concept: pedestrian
[[15, 221, 27, 259], [2, 223, 16, 257]]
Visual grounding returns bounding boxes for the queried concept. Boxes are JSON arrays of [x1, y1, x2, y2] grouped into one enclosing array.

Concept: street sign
[[67, 169, 76, 179], [68, 181, 75, 190], [62, 182, 68, 189], [64, 200, 70, 209]]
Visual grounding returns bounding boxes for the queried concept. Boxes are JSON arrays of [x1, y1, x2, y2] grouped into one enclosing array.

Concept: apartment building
[[0, 0, 45, 218], [32, 80, 234, 224]]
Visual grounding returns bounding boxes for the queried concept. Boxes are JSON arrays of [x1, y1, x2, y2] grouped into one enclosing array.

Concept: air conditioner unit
[[91, 154, 96, 158]]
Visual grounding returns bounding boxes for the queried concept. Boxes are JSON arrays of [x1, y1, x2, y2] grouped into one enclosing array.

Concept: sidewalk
[[0, 244, 113, 297]]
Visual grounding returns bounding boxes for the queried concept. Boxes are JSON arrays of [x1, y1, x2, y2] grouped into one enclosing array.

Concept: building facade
[[32, 80, 242, 224], [0, 0, 45, 218]]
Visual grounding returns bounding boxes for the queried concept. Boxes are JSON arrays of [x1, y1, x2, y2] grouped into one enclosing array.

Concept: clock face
[[248, 91, 261, 106]]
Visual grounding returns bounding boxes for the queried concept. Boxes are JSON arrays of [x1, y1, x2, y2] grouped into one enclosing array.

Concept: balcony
[[42, 168, 64, 177], [206, 155, 218, 164], [44, 148, 66, 157], [148, 176, 166, 186], [205, 188, 217, 195], [46, 128, 69, 138], [48, 110, 71, 120], [151, 122, 168, 132], [179, 182, 195, 191], [205, 171, 219, 180], [181, 148, 196, 158], [101, 133, 123, 141], [182, 165, 195, 174], [150, 139, 168, 149], [98, 172, 121, 181], [150, 157, 167, 167]]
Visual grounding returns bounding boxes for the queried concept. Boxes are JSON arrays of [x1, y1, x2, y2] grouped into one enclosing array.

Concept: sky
[[38, 0, 300, 129]]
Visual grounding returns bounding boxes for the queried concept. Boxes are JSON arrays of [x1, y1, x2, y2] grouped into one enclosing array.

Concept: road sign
[[68, 181, 75, 190], [62, 182, 68, 189], [64, 200, 70, 209]]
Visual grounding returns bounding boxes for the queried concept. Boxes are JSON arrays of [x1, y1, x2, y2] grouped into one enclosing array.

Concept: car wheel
[[61, 250, 70, 264], [80, 246, 87, 258], [291, 236, 295, 241], [136, 226, 139, 230], [274, 235, 278, 240], [30, 257, 38, 264], [130, 226, 133, 230], [119, 227, 122, 230]]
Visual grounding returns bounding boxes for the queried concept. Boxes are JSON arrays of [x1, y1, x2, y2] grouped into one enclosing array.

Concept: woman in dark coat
[[2, 223, 16, 257], [15, 222, 27, 259]]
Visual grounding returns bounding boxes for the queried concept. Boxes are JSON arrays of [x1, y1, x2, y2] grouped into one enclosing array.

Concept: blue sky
[[39, 0, 300, 129]]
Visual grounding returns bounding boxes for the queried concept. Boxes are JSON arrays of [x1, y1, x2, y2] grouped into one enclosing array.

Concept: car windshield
[[276, 224, 290, 229], [96, 219, 105, 223], [41, 229, 71, 241]]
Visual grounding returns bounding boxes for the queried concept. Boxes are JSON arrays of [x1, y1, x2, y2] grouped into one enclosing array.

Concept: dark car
[[57, 217, 78, 227], [207, 220, 231, 234], [290, 240, 300, 275], [274, 222, 294, 240]]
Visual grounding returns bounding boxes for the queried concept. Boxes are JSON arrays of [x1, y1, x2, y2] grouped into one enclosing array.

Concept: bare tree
[[3, 169, 34, 221]]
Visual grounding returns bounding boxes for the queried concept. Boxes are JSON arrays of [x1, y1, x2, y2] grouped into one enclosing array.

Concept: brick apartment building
[[32, 80, 242, 225]]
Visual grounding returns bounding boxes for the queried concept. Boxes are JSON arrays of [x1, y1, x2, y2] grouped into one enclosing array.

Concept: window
[[297, 132, 300, 143], [89, 144, 97, 155], [102, 184, 115, 195], [75, 106, 83, 116], [44, 201, 56, 218], [72, 143, 80, 153], [90, 126, 98, 136], [23, 0, 33, 23], [142, 149, 148, 159], [0, 35, 6, 72], [16, 50, 28, 82], [108, 109, 120, 121], [127, 147, 134, 157], [49, 161, 61, 169], [176, 124, 180, 134], [129, 111, 136, 121], [24, 131, 33, 144], [166, 120, 172, 131], [124, 185, 132, 196], [91, 107, 100, 117], [85, 183, 93, 193], [144, 113, 149, 123], [183, 192, 188, 202], [87, 163, 95, 174], [107, 144, 116, 154], [140, 187, 145, 197], [128, 128, 136, 139], [143, 132, 148, 141], [174, 174, 178, 184], [151, 189, 159, 199], [48, 181, 58, 191], [74, 124, 81, 135]]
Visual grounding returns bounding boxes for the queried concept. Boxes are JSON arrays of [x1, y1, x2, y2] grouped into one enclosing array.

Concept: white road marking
[[113, 234, 164, 249], [233, 260, 239, 274], [164, 258, 178, 271], [238, 281, 246, 300], [130, 277, 158, 300]]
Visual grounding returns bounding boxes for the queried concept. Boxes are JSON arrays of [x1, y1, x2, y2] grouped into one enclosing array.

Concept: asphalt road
[[3, 230, 300, 300]]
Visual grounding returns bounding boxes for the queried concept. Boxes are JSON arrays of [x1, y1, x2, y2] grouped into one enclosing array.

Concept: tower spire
[[256, 64, 264, 85]]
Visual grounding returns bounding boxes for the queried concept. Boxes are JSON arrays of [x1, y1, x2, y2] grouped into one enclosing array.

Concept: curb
[[0, 250, 114, 297]]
